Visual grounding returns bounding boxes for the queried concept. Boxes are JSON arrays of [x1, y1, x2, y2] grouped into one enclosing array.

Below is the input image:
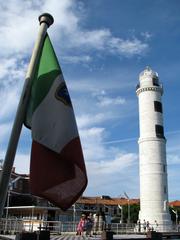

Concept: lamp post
[[73, 204, 76, 232], [118, 205, 123, 224], [124, 192, 130, 224], [172, 209, 178, 227]]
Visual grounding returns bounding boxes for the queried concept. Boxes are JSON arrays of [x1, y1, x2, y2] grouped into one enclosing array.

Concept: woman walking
[[76, 214, 86, 235]]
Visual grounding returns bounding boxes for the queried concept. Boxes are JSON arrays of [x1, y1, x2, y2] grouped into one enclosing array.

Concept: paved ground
[[50, 235, 99, 240], [0, 234, 147, 240]]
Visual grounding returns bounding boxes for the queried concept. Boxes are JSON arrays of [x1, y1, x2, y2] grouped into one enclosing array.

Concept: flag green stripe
[[25, 34, 62, 127]]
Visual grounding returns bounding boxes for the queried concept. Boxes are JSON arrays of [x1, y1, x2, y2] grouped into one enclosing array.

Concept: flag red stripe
[[30, 137, 87, 210]]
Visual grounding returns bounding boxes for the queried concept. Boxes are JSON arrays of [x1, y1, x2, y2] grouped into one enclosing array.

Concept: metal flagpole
[[0, 13, 54, 218]]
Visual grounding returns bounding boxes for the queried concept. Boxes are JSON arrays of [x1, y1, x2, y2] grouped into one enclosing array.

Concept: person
[[146, 221, 150, 231], [137, 219, 141, 233], [76, 214, 86, 235], [143, 219, 146, 232], [154, 220, 158, 231], [85, 213, 94, 237]]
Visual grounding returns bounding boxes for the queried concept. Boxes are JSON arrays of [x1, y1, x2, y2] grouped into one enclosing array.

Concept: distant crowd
[[137, 219, 159, 232]]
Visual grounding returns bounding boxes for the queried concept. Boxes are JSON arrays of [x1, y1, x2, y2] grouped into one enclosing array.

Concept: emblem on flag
[[55, 81, 72, 107]]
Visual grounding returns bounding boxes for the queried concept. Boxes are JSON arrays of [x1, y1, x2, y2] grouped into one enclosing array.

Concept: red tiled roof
[[77, 196, 140, 206], [169, 200, 180, 207]]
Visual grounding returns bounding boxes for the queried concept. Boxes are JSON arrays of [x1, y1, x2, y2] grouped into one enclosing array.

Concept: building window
[[164, 186, 167, 194], [105, 207, 108, 213], [154, 101, 162, 113], [155, 125, 164, 138], [152, 77, 159, 86], [163, 165, 166, 173]]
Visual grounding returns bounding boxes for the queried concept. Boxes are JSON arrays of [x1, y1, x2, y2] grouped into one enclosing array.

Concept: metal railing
[[0, 219, 179, 235]]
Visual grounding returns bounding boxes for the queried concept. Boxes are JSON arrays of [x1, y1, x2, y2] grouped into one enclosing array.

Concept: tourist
[[143, 219, 146, 232], [85, 213, 94, 237], [137, 219, 141, 232], [76, 214, 86, 235], [146, 221, 150, 231], [154, 220, 158, 231]]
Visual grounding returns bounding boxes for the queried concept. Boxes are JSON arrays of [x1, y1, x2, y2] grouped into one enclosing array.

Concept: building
[[0, 161, 178, 227], [136, 67, 171, 230], [0, 165, 140, 224]]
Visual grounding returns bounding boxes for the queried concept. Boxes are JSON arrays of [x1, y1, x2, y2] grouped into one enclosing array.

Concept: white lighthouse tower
[[136, 67, 171, 231]]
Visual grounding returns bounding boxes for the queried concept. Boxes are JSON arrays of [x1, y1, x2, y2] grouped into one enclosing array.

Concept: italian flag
[[25, 34, 87, 210]]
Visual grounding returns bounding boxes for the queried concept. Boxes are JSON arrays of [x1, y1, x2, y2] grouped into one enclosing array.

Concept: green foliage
[[169, 206, 180, 223], [122, 204, 140, 223], [111, 204, 140, 223]]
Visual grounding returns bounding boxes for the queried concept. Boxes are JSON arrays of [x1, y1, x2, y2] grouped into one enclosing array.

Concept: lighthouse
[[136, 67, 171, 231]]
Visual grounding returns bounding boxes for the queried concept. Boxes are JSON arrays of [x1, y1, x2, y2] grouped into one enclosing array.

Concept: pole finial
[[39, 13, 54, 27]]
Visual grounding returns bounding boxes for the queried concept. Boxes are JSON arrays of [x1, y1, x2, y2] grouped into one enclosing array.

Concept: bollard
[[15, 232, 37, 240], [38, 230, 50, 240], [101, 230, 113, 240], [146, 230, 162, 240]]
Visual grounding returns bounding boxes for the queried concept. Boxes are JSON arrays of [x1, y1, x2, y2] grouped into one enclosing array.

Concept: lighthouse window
[[152, 77, 159, 86], [164, 186, 167, 194], [154, 101, 162, 113], [155, 125, 164, 138]]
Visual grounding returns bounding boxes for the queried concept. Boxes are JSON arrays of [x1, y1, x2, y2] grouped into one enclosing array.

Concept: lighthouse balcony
[[136, 82, 162, 90]]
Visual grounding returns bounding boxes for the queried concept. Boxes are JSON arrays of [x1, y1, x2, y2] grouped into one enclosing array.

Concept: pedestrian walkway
[[0, 234, 147, 240], [50, 234, 148, 240], [0, 234, 100, 240], [50, 235, 100, 240], [0, 235, 15, 240]]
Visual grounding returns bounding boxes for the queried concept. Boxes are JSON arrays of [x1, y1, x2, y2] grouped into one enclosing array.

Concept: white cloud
[[167, 154, 180, 165], [0, 0, 149, 60], [71, 29, 111, 50], [14, 152, 31, 174], [0, 123, 12, 143], [108, 37, 148, 56], [61, 55, 92, 64], [97, 96, 126, 107], [0, 57, 26, 86], [77, 113, 113, 129], [42, 0, 79, 33], [87, 153, 137, 175], [0, 89, 19, 120], [141, 31, 152, 40], [0, 2, 38, 56], [0, 0, 148, 198], [79, 124, 138, 196]]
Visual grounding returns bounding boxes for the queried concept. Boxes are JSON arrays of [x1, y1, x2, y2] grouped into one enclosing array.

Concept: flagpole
[[0, 13, 54, 218]]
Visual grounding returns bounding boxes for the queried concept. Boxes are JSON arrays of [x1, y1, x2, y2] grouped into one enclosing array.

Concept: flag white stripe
[[32, 74, 78, 153]]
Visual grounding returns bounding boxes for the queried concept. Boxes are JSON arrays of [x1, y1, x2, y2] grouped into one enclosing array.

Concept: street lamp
[[124, 192, 130, 224], [118, 205, 123, 224], [73, 204, 76, 232], [172, 209, 178, 226]]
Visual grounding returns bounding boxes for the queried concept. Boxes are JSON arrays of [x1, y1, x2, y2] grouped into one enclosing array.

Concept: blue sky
[[0, 0, 180, 201]]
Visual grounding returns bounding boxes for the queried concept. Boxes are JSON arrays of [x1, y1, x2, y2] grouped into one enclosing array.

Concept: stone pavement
[[0, 235, 98, 240], [0, 234, 147, 240]]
